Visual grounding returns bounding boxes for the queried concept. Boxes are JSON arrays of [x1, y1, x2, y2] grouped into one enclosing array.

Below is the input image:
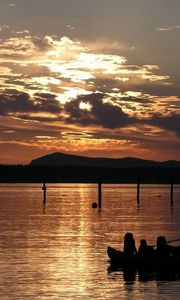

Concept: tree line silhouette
[[0, 165, 180, 183]]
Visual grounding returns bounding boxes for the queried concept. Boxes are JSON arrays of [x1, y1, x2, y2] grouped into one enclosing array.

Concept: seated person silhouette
[[138, 239, 154, 256], [155, 236, 174, 256], [123, 232, 137, 255]]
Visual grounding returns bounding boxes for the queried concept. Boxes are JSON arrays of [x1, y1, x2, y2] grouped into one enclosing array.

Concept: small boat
[[107, 246, 180, 271]]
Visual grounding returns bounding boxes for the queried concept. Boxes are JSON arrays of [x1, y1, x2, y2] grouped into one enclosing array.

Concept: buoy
[[92, 202, 97, 208]]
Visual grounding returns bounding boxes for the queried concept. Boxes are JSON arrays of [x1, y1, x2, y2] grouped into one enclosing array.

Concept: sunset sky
[[0, 0, 180, 164]]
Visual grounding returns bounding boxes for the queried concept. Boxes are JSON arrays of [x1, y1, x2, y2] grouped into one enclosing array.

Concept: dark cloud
[[0, 91, 61, 116], [31, 36, 54, 52], [64, 93, 180, 136], [149, 113, 180, 136], [64, 93, 135, 129]]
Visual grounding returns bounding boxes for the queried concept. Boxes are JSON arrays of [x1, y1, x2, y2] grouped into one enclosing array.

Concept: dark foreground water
[[0, 183, 180, 299]]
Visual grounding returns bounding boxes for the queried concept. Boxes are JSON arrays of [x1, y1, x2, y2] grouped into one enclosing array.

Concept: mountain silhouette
[[30, 152, 180, 168]]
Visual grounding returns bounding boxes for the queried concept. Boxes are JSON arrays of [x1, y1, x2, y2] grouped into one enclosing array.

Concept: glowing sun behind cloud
[[79, 101, 92, 111]]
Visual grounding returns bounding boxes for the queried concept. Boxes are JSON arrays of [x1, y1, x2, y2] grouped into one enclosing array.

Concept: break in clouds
[[0, 35, 180, 161]]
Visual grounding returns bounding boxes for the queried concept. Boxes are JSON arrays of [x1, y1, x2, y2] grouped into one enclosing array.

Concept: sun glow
[[79, 101, 92, 111], [76, 53, 126, 72], [56, 87, 92, 104]]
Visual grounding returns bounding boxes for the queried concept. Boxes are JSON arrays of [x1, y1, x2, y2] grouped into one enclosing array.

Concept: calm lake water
[[0, 183, 180, 299]]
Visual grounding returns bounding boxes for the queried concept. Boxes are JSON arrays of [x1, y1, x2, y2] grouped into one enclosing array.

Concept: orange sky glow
[[0, 1, 180, 164]]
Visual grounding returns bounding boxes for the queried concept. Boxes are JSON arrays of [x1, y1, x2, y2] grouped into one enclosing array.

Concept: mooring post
[[170, 178, 174, 206], [42, 178, 46, 207], [98, 178, 102, 209], [137, 178, 140, 206]]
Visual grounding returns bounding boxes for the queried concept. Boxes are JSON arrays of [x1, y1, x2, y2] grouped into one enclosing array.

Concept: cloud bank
[[0, 35, 179, 162]]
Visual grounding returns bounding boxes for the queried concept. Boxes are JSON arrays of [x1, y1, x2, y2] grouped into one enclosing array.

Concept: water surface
[[0, 183, 180, 299]]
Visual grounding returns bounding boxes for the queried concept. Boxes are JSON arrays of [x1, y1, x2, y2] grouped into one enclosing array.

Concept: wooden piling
[[137, 178, 140, 205], [42, 179, 46, 206], [170, 178, 174, 206], [98, 178, 102, 209]]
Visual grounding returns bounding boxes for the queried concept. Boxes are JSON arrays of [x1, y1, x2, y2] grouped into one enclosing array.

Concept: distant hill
[[1, 153, 180, 183], [29, 152, 180, 168]]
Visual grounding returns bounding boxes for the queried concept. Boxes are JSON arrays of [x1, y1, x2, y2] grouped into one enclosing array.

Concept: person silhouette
[[138, 239, 154, 256], [155, 236, 174, 256], [123, 232, 137, 255]]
